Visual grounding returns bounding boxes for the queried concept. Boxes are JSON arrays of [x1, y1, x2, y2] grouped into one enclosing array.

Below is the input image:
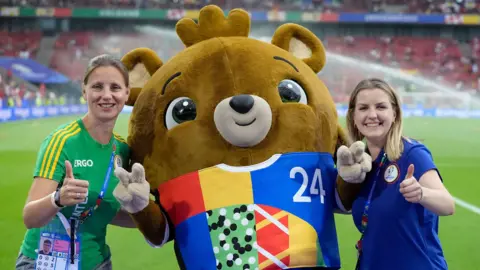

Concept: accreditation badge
[[384, 163, 399, 183], [35, 213, 81, 270], [114, 154, 122, 170]]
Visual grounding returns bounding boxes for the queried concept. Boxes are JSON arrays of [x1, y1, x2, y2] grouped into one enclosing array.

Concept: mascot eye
[[165, 97, 197, 130], [278, 79, 307, 105]]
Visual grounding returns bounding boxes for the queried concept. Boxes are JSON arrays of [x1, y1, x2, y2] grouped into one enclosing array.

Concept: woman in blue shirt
[[345, 78, 455, 270]]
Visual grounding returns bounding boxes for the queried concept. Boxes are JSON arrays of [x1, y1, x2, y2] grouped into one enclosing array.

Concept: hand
[[336, 141, 372, 184], [59, 160, 90, 206], [113, 163, 150, 214], [400, 164, 423, 203]]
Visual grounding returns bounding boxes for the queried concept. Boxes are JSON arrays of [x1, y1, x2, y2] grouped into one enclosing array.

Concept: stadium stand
[[1, 0, 480, 112], [323, 35, 479, 93], [44, 30, 480, 103], [2, 0, 479, 13], [0, 30, 42, 58]]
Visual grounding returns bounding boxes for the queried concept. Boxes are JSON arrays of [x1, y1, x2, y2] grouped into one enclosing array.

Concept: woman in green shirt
[[16, 54, 136, 270]]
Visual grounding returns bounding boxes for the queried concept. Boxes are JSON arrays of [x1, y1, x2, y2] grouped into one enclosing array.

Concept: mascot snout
[[214, 94, 272, 147]]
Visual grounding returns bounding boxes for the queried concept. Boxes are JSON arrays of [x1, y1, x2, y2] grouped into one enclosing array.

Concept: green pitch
[[0, 114, 479, 269]]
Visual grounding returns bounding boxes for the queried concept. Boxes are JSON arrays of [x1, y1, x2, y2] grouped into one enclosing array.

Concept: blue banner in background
[[0, 104, 88, 122], [0, 105, 136, 122], [338, 13, 366, 22], [0, 105, 137, 122], [250, 11, 268, 21], [364, 14, 420, 23], [338, 13, 445, 24], [0, 57, 70, 84], [418, 14, 445, 24], [1, 104, 480, 123]]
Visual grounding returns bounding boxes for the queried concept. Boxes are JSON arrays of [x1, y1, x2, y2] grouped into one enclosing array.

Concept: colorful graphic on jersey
[[207, 205, 257, 269], [158, 152, 340, 270]]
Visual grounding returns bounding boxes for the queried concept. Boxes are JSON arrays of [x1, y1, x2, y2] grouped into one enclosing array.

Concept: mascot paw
[[113, 163, 150, 214], [337, 141, 372, 184]]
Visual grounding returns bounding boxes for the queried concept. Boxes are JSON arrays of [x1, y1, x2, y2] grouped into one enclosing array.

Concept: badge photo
[[114, 155, 122, 169], [384, 163, 399, 183]]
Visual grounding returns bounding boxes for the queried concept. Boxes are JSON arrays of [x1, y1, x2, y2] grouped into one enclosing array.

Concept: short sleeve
[[33, 134, 67, 183], [406, 144, 442, 182]]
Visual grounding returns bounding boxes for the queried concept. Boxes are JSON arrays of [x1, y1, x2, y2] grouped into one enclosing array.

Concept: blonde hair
[[346, 78, 406, 161]]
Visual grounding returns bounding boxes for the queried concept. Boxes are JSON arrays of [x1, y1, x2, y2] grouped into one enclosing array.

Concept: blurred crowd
[[0, 69, 78, 109], [2, 28, 479, 109], [1, 0, 480, 110], [1, 0, 479, 14], [48, 30, 480, 102], [322, 35, 480, 100]]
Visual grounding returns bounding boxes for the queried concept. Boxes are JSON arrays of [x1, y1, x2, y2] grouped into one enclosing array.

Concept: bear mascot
[[113, 4, 371, 270]]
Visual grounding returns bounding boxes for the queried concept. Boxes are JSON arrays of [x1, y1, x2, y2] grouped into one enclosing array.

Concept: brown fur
[[121, 5, 361, 246]]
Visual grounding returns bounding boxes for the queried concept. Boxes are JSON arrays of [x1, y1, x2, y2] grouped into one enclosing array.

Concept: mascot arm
[[113, 163, 170, 246], [335, 176, 364, 212], [131, 200, 171, 247], [335, 141, 372, 212]]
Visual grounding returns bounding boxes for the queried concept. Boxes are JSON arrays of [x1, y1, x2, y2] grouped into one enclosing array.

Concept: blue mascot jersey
[[157, 152, 342, 270]]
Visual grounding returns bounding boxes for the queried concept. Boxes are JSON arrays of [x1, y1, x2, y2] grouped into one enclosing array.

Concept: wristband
[[51, 191, 64, 209]]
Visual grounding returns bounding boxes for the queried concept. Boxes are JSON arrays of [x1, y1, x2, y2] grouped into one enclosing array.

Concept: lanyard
[[355, 151, 387, 270], [78, 142, 117, 224], [64, 141, 117, 265], [49, 212, 78, 264]]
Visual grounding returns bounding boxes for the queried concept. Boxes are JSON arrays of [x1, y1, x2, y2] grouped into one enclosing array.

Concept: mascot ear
[[121, 48, 163, 106], [271, 23, 326, 73]]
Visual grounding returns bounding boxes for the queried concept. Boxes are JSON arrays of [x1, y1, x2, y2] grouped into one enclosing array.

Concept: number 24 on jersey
[[291, 167, 326, 204]]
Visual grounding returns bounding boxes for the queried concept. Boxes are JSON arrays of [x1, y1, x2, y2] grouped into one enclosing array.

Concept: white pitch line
[[453, 196, 480, 215]]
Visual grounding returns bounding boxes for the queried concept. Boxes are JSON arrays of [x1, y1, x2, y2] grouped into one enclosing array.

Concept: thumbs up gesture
[[113, 163, 150, 214], [399, 164, 423, 203], [58, 160, 90, 206]]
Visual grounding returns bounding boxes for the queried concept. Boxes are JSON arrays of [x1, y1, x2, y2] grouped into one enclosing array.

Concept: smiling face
[[83, 66, 130, 122], [126, 35, 342, 186], [352, 88, 397, 145]]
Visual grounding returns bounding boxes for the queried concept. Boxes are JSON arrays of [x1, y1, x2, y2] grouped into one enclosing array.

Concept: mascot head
[[121, 5, 348, 188]]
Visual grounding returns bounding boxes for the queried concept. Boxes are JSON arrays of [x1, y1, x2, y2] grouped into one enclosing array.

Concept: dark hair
[[43, 239, 52, 245], [83, 54, 129, 87]]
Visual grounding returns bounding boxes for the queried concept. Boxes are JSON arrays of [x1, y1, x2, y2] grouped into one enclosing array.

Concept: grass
[[0, 114, 479, 269]]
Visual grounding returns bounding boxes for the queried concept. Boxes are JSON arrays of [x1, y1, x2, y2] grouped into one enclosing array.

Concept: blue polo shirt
[[352, 138, 448, 270]]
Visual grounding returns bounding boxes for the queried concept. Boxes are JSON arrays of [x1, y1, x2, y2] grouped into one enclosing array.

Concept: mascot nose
[[229, 95, 254, 114]]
